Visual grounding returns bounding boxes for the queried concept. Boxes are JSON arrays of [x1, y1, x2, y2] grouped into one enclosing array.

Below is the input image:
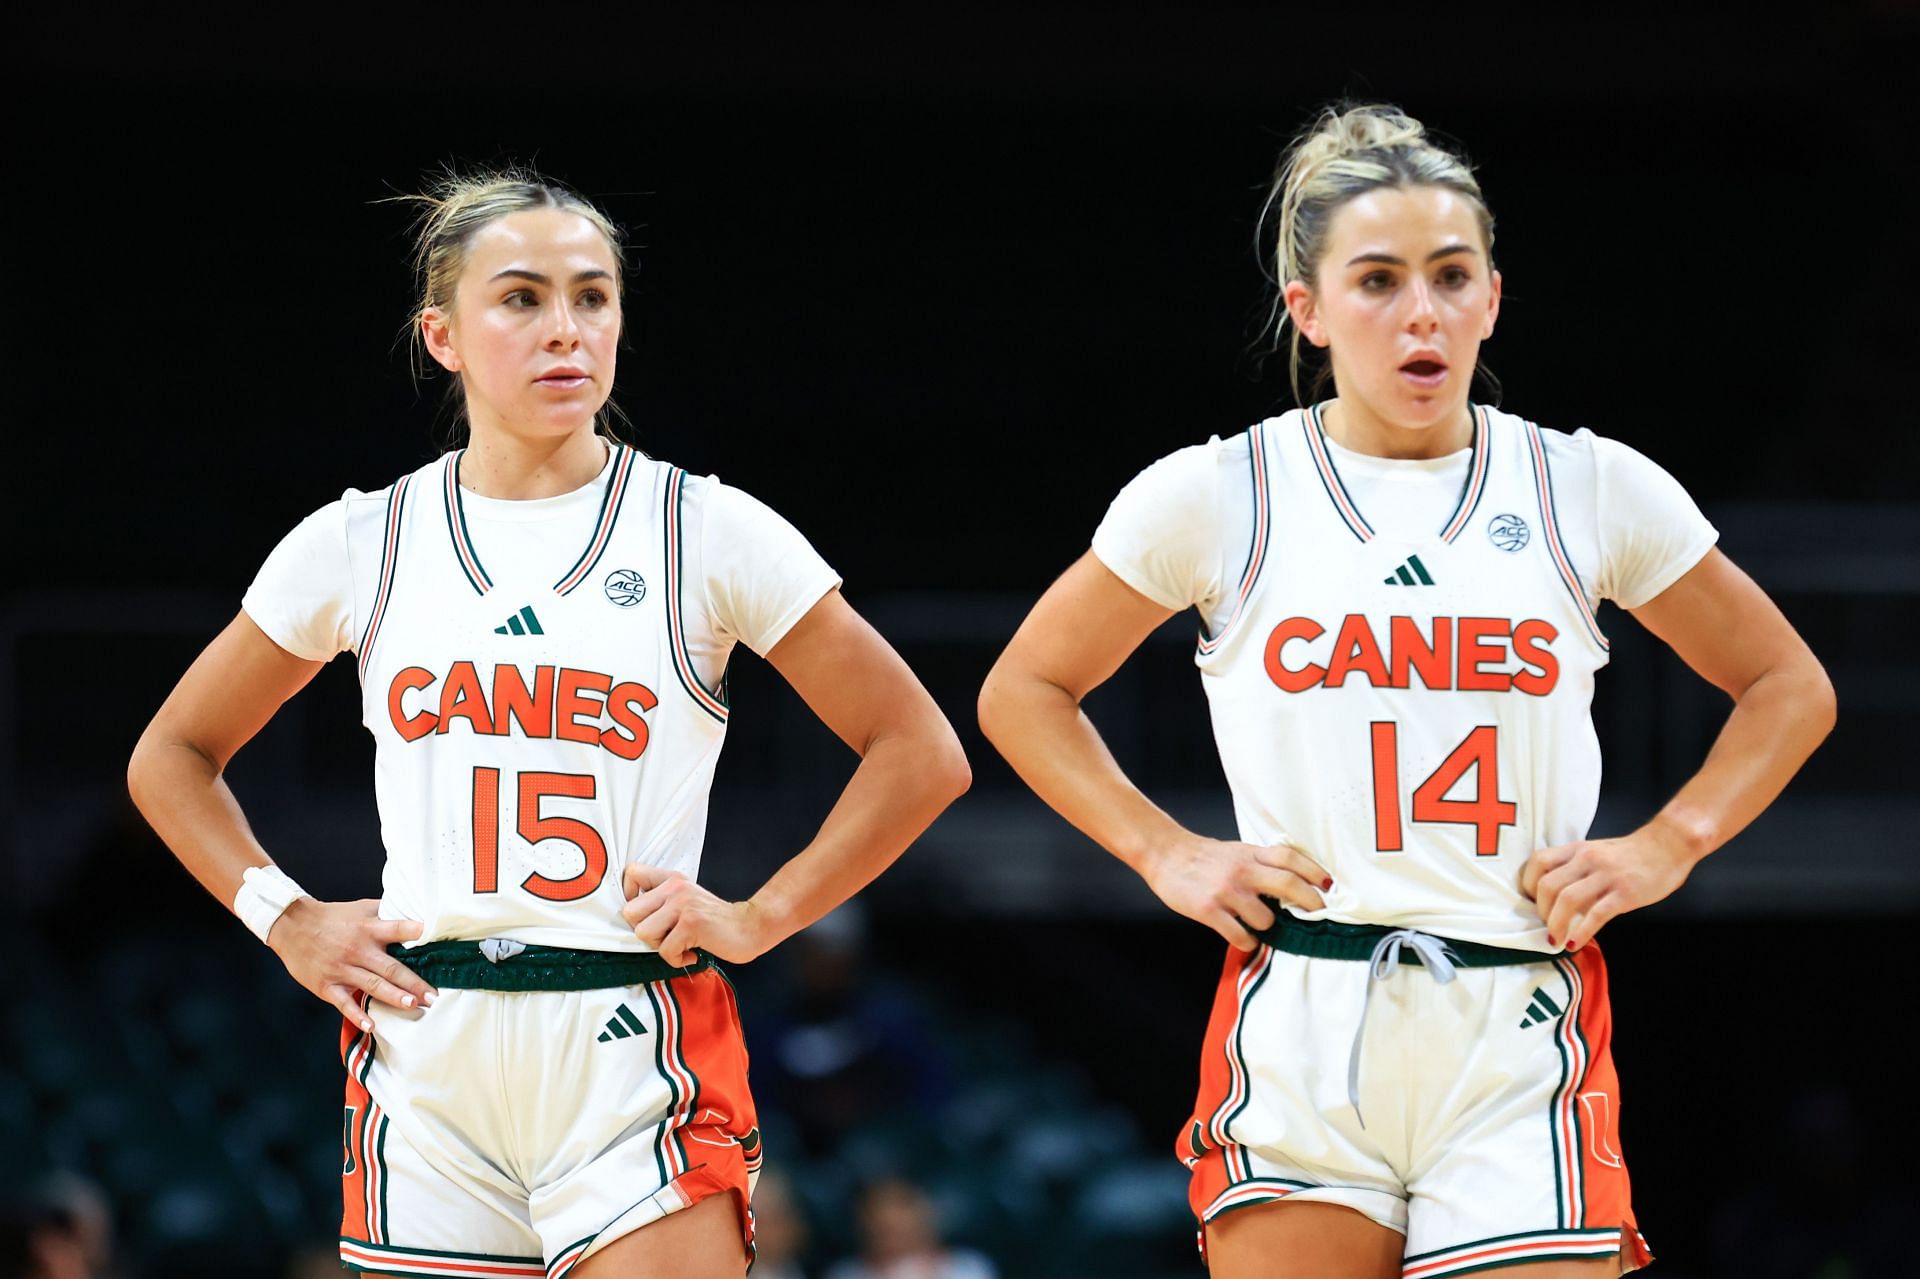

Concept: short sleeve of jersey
[[1091, 438, 1233, 615], [698, 478, 843, 657], [240, 498, 356, 662], [1587, 433, 1719, 609]]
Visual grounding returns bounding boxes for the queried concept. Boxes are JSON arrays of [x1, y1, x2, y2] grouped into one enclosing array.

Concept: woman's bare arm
[[977, 552, 1328, 950], [128, 613, 434, 1028], [1522, 548, 1836, 947], [622, 589, 971, 965]]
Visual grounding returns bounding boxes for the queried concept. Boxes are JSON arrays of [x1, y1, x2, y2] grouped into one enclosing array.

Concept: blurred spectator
[[823, 1178, 995, 1279], [751, 1167, 812, 1279], [748, 905, 950, 1156], [0, 1198, 87, 1279], [29, 1176, 112, 1279]]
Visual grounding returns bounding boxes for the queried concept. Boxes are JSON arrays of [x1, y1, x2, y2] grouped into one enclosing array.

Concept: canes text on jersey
[[387, 663, 658, 759], [1264, 615, 1561, 695]]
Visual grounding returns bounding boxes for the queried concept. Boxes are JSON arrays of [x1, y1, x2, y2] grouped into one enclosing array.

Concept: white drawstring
[[1347, 929, 1460, 1129]]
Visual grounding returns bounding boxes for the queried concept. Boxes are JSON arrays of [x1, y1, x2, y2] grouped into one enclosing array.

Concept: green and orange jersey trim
[[1197, 420, 1274, 656], [1524, 421, 1609, 651], [1301, 403, 1491, 546], [1439, 405, 1494, 542], [443, 453, 496, 596], [357, 473, 415, 684], [553, 445, 639, 595], [440, 445, 641, 600], [663, 467, 729, 722]]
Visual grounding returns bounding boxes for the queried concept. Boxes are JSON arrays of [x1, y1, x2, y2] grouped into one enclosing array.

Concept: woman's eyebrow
[[1345, 244, 1480, 268], [486, 268, 616, 284]]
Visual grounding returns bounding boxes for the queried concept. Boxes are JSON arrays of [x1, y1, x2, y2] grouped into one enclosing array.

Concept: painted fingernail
[[401, 993, 415, 1008], [1321, 877, 1334, 891], [1547, 935, 1559, 948], [361, 1019, 373, 1031], [421, 991, 437, 1007]]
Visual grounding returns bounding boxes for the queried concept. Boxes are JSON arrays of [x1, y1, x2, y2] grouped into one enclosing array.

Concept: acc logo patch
[[1487, 513, 1530, 552], [604, 569, 648, 607]]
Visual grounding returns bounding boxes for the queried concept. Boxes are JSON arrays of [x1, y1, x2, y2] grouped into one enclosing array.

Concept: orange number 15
[[471, 767, 609, 901]]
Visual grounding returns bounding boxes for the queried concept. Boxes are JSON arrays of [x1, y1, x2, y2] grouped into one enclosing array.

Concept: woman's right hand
[[1144, 835, 1331, 950], [266, 898, 437, 1030]]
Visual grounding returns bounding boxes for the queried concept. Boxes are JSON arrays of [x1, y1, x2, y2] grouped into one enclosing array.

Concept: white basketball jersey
[[1196, 405, 1610, 950], [347, 445, 731, 952]]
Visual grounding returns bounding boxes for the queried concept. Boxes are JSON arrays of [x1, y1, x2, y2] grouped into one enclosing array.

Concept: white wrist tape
[[234, 864, 309, 944]]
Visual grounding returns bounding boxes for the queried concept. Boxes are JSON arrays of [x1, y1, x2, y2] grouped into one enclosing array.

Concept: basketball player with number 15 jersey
[[131, 170, 969, 1279]]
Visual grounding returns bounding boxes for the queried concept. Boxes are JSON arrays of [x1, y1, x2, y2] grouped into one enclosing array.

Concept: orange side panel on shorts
[[662, 969, 761, 1257], [339, 1014, 380, 1245], [1570, 945, 1651, 1269], [1179, 945, 1262, 1223]]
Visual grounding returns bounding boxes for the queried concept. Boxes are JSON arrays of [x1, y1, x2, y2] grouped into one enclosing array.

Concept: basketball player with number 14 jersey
[[979, 103, 1832, 1278]]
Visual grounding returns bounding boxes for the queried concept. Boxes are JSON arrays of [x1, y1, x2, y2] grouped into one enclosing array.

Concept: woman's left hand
[[1520, 819, 1698, 950], [622, 864, 771, 967]]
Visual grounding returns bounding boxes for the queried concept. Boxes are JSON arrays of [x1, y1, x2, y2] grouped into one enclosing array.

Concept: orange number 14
[[1369, 723, 1515, 856]]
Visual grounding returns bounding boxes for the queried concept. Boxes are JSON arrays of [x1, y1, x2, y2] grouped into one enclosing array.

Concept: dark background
[[8, 5, 1917, 1278]]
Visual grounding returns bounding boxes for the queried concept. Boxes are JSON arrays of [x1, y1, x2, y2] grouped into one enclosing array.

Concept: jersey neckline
[[1302, 401, 1491, 544], [442, 444, 643, 597], [455, 444, 619, 521]]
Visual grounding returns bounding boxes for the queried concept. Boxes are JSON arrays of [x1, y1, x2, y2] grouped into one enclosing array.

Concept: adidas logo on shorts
[[597, 1004, 649, 1043], [1518, 986, 1564, 1029]]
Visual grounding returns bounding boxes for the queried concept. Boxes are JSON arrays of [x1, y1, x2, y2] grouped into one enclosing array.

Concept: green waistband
[[1254, 914, 1550, 967], [390, 941, 713, 991]]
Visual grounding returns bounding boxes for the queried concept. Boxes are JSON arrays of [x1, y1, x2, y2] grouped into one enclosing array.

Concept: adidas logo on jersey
[[1382, 554, 1435, 587], [597, 1004, 649, 1043], [1518, 986, 1564, 1029], [495, 606, 545, 636]]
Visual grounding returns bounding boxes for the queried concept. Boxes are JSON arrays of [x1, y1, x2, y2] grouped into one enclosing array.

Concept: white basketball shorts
[[1182, 919, 1651, 1277], [338, 944, 761, 1279]]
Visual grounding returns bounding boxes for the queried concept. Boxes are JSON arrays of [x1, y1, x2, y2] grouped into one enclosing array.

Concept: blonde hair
[[392, 166, 633, 449], [1258, 103, 1495, 406]]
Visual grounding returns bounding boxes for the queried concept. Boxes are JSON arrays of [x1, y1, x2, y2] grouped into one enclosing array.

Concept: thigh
[[566, 1193, 745, 1279], [1205, 1200, 1402, 1279]]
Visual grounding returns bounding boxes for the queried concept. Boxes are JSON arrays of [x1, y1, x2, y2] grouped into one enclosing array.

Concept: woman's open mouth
[[1399, 358, 1447, 389]]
